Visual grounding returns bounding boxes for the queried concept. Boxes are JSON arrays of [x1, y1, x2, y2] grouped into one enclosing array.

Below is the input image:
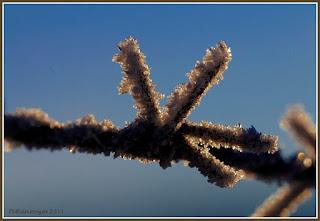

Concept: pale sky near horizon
[[4, 3, 316, 217]]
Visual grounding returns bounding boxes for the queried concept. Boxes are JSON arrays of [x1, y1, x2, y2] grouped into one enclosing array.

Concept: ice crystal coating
[[180, 121, 278, 153], [185, 136, 243, 187], [5, 108, 118, 152]]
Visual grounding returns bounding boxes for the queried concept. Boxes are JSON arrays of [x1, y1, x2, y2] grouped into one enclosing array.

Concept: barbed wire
[[4, 38, 315, 217]]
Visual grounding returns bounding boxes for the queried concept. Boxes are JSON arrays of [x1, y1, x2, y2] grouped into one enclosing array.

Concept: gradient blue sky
[[4, 3, 317, 217]]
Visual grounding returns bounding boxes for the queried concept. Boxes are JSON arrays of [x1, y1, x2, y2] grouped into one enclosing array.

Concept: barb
[[251, 105, 316, 217], [162, 41, 232, 131], [179, 121, 278, 153], [113, 37, 163, 125], [184, 136, 243, 187], [281, 105, 316, 160], [251, 182, 312, 217], [209, 146, 315, 184]]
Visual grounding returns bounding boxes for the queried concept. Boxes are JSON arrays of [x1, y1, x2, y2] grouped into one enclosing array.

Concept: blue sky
[[4, 3, 316, 217]]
